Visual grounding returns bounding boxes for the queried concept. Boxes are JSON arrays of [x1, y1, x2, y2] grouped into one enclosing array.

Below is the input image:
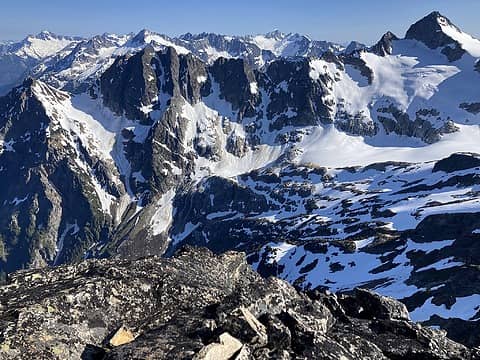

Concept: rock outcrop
[[0, 247, 477, 359]]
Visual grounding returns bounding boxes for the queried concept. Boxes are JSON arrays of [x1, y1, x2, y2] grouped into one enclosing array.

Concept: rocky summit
[[0, 247, 477, 360]]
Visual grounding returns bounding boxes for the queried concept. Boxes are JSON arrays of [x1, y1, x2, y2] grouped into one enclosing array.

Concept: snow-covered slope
[[1, 11, 480, 346], [9, 31, 81, 60], [437, 15, 480, 57], [244, 153, 480, 326]]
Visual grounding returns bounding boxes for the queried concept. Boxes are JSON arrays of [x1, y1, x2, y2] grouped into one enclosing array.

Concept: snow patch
[[150, 190, 176, 236]]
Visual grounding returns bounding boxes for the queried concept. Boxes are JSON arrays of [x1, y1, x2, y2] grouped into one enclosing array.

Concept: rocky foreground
[[0, 247, 478, 359]]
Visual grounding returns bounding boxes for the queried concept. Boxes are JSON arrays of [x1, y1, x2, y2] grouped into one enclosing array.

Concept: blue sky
[[2, 0, 479, 44]]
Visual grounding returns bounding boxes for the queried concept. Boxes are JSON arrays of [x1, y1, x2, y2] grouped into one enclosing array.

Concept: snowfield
[[298, 124, 480, 167]]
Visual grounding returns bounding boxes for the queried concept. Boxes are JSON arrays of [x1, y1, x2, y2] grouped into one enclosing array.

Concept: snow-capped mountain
[[1, 11, 480, 346], [0, 28, 343, 95], [176, 30, 343, 67], [4, 31, 81, 60], [0, 31, 82, 95]]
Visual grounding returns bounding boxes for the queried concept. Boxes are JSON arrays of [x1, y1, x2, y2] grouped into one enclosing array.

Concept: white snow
[[410, 294, 480, 322], [0, 139, 15, 154], [252, 35, 278, 53], [298, 124, 480, 168], [54, 221, 80, 265], [438, 16, 480, 57], [32, 81, 148, 221], [197, 75, 207, 84], [10, 195, 29, 206], [354, 237, 374, 249], [180, 100, 283, 179], [16, 33, 77, 59], [254, 238, 463, 301], [416, 257, 463, 272], [171, 221, 200, 246], [203, 46, 232, 62], [150, 189, 176, 236], [143, 32, 189, 55], [251, 33, 307, 58]]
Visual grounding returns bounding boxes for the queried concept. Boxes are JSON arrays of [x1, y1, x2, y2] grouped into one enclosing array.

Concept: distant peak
[[405, 11, 459, 49], [37, 30, 53, 36], [33, 30, 61, 40], [265, 29, 285, 39], [382, 31, 398, 40], [344, 41, 367, 55], [138, 28, 153, 35], [370, 31, 399, 56], [24, 30, 82, 43], [132, 29, 157, 43]]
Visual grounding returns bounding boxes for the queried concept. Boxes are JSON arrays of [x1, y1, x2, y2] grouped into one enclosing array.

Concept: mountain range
[[1, 11, 480, 348]]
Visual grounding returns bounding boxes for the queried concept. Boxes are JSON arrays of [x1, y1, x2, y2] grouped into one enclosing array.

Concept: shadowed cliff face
[[0, 247, 477, 359]]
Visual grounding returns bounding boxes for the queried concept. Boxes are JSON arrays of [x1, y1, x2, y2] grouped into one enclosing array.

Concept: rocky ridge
[[0, 247, 477, 359], [0, 29, 342, 95]]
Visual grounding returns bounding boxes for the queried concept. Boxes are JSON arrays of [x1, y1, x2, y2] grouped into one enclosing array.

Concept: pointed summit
[[405, 11, 480, 60], [265, 29, 285, 40], [371, 31, 398, 56], [131, 29, 152, 43], [28, 30, 81, 42], [34, 30, 57, 40], [405, 11, 458, 49], [344, 41, 366, 55]]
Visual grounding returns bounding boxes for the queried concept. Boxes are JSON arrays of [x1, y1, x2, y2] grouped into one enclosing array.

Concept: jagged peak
[[264, 29, 285, 39], [136, 28, 154, 37], [344, 40, 367, 55], [131, 28, 169, 43], [21, 76, 37, 88], [25, 30, 81, 42], [370, 31, 399, 56], [404, 11, 480, 59], [11, 77, 38, 98], [15, 77, 54, 98], [34, 30, 57, 39], [28, 78, 69, 104], [130, 29, 154, 44], [78, 32, 128, 50]]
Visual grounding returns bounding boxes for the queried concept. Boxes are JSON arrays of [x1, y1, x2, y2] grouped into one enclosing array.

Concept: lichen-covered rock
[[0, 247, 476, 359]]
